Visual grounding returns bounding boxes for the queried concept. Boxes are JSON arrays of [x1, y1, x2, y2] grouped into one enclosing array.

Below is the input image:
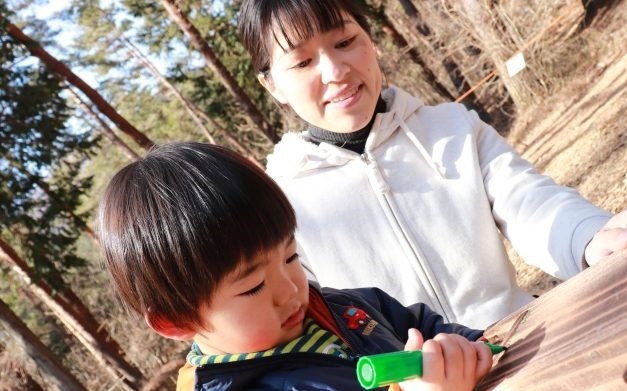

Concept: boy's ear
[[257, 73, 288, 105], [144, 312, 196, 341]]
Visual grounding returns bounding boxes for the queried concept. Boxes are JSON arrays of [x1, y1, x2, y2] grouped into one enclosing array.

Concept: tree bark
[[0, 14, 155, 151], [0, 238, 143, 389], [160, 0, 279, 144], [0, 299, 86, 391]]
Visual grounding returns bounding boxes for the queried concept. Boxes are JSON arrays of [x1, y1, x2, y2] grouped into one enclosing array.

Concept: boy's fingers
[[433, 333, 463, 380], [442, 333, 476, 381], [473, 341, 494, 380], [422, 339, 444, 382], [460, 337, 478, 381], [404, 328, 424, 351]]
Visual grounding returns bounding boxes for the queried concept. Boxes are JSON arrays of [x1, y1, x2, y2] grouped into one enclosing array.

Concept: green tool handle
[[356, 343, 506, 389]]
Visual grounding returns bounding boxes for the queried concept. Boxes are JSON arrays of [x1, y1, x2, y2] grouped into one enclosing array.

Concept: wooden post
[[477, 249, 627, 390]]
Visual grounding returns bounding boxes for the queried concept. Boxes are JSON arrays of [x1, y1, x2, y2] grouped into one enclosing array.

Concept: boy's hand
[[585, 210, 627, 266], [396, 329, 492, 391]]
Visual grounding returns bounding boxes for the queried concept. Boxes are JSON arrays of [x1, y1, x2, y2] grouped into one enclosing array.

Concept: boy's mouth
[[282, 307, 305, 329]]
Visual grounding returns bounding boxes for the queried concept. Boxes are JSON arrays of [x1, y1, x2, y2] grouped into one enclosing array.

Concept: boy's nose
[[273, 273, 298, 306], [319, 53, 348, 84]]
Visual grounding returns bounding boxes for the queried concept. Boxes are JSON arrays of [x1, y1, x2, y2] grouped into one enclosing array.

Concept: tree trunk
[[362, 3, 455, 102], [123, 37, 216, 144], [65, 86, 141, 162], [0, 14, 155, 151], [0, 299, 86, 391], [140, 357, 186, 391], [395, 0, 486, 112], [14, 370, 46, 391], [0, 238, 143, 390], [121, 37, 262, 166], [458, 0, 539, 109], [0, 344, 47, 391], [390, 1, 514, 128], [160, 0, 279, 144]]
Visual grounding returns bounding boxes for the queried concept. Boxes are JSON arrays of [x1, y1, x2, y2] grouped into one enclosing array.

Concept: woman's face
[[260, 14, 382, 133]]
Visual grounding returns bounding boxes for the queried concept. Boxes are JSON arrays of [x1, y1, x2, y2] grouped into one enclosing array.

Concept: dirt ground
[[505, 3, 626, 295]]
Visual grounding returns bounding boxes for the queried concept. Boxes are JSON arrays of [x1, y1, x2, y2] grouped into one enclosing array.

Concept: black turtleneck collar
[[307, 95, 387, 154]]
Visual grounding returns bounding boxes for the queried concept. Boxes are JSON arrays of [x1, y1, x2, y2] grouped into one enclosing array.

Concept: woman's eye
[[242, 282, 265, 296], [291, 59, 311, 69], [336, 36, 356, 49]]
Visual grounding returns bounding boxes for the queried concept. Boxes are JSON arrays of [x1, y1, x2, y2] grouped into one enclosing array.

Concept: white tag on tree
[[505, 52, 526, 77]]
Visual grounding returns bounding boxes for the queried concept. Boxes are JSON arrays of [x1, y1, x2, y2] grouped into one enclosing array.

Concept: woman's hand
[[585, 210, 627, 266], [396, 329, 492, 391]]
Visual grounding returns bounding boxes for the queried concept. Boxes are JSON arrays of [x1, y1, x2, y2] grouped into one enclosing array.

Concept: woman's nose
[[319, 53, 348, 84]]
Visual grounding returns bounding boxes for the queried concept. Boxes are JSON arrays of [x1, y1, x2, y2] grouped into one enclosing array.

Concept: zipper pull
[[347, 352, 361, 362]]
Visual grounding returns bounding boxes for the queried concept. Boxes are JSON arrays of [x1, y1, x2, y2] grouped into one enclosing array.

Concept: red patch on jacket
[[343, 306, 369, 330]]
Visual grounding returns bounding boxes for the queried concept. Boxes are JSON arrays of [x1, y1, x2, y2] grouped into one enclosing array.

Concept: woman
[[238, 0, 626, 328]]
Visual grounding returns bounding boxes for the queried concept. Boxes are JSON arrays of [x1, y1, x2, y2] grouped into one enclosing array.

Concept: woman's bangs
[[267, 1, 346, 51]]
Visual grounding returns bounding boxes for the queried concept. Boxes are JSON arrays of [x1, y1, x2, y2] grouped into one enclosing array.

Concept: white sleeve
[[469, 108, 611, 278]]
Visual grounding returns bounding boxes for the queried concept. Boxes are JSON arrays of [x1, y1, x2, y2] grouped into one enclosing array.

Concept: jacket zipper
[[311, 288, 360, 356], [360, 152, 452, 321]]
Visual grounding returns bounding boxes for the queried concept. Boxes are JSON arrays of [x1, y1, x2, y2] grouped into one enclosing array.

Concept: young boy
[[96, 142, 493, 390]]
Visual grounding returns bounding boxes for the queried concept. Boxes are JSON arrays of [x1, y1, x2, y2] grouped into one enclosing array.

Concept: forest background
[[0, 0, 625, 390]]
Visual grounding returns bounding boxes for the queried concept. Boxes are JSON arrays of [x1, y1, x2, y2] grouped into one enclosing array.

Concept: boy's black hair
[[238, 0, 371, 75], [96, 142, 296, 328]]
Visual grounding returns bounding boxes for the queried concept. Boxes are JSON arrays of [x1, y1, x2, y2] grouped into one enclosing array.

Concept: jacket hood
[[266, 86, 425, 178]]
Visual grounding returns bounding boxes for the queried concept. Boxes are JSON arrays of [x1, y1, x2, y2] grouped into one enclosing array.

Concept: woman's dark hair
[[238, 0, 371, 74], [96, 142, 296, 328]]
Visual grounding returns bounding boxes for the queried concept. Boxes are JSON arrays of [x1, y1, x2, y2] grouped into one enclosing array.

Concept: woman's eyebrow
[[274, 19, 356, 55]]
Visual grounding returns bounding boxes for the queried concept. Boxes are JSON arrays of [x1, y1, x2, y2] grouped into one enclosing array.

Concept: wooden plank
[[477, 249, 627, 390]]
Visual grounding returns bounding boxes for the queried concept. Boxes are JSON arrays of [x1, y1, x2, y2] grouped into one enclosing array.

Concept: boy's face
[[193, 235, 309, 355]]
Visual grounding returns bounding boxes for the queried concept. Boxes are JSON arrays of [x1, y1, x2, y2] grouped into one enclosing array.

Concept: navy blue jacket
[[186, 283, 483, 390]]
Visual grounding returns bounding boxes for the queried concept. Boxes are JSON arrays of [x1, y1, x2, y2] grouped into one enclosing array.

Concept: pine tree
[[0, 299, 86, 391], [0, 7, 144, 387]]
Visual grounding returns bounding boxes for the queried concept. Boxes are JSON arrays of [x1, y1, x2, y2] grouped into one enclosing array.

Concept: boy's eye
[[336, 36, 356, 49], [241, 282, 265, 296], [286, 253, 299, 264]]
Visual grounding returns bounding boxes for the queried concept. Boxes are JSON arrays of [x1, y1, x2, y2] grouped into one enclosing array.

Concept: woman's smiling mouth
[[324, 85, 362, 109]]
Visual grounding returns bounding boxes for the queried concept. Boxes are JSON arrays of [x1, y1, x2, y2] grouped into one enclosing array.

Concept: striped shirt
[[187, 318, 350, 366]]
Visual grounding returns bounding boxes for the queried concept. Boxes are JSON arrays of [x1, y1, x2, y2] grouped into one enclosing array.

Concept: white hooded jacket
[[266, 86, 611, 328]]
